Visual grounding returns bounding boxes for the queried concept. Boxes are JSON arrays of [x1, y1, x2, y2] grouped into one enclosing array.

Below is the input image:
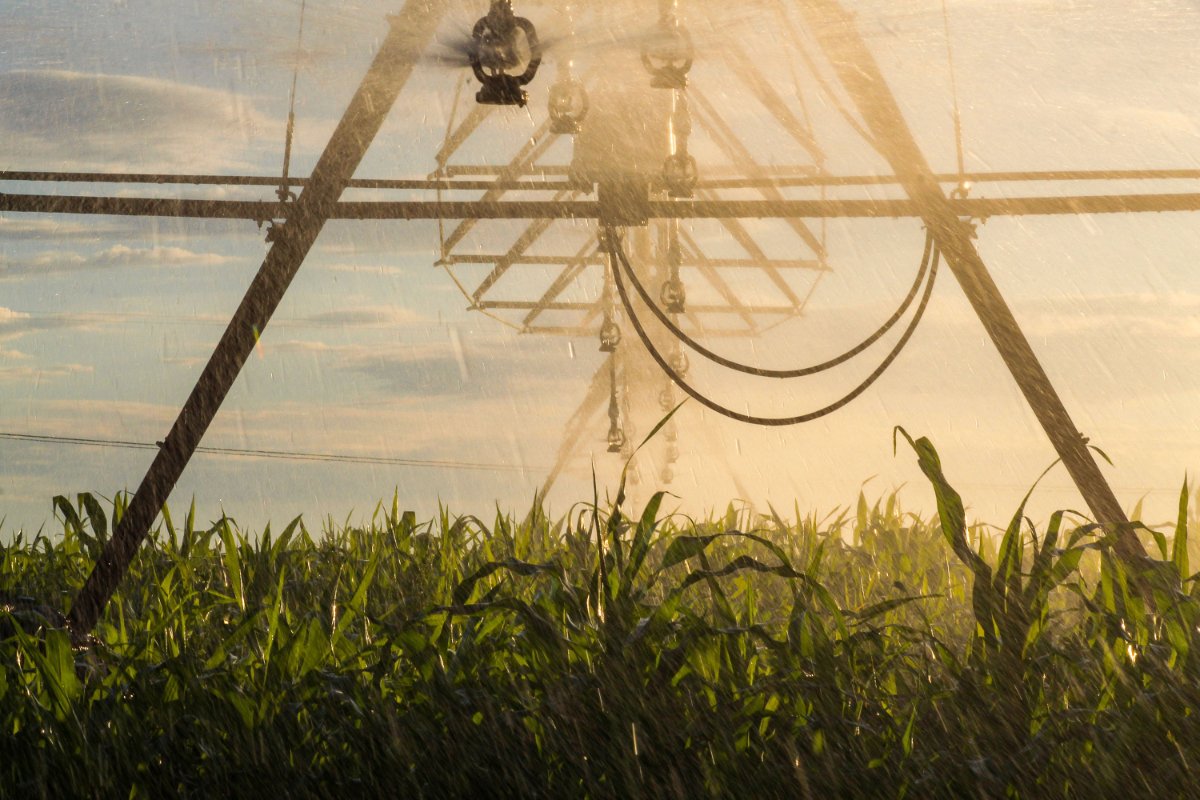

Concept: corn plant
[[1, 437, 1198, 798]]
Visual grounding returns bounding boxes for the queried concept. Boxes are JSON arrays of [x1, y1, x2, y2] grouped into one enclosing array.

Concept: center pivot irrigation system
[[4, 0, 1198, 635]]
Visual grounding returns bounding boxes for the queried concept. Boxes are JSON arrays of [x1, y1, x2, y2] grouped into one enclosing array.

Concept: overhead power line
[[0, 431, 541, 474]]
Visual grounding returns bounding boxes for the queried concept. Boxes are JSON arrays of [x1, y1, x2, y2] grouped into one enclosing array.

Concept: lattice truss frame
[[428, 2, 833, 343]]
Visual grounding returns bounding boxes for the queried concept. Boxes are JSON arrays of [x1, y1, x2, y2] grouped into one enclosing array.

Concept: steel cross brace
[[67, 1, 453, 635], [798, 0, 1146, 562]]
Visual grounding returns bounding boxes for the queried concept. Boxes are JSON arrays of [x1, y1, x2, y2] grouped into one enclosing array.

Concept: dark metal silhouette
[[3, 0, 1166, 632], [470, 1, 542, 106], [642, 7, 693, 90], [799, 0, 1146, 561], [7, 192, 1200, 221], [66, 2, 451, 635]]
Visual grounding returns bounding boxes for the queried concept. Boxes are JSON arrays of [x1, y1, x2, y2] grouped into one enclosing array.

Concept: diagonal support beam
[[67, 1, 452, 635], [522, 241, 600, 329], [799, 0, 1145, 562], [434, 102, 494, 171], [720, 41, 824, 164], [441, 119, 557, 252], [696, 196, 805, 309], [469, 189, 578, 302], [678, 230, 760, 331], [692, 89, 826, 259]]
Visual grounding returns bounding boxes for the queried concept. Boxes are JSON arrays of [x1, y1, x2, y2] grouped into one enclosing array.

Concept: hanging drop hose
[[604, 225, 941, 426], [613, 229, 933, 377]]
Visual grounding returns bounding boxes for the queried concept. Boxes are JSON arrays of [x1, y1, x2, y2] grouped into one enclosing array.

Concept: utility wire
[[605, 225, 940, 426], [0, 431, 538, 474], [613, 229, 933, 378]]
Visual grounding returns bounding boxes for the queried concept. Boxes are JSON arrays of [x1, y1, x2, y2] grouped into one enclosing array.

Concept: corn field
[[2, 433, 1199, 798]]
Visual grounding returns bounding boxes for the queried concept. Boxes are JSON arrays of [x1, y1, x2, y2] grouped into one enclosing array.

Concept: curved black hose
[[604, 225, 940, 426], [612, 230, 933, 378]]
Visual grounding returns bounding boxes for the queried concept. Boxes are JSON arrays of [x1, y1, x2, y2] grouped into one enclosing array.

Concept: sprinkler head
[[470, 3, 542, 107], [658, 386, 675, 412], [642, 19, 694, 90], [599, 319, 621, 352], [662, 152, 698, 198], [607, 424, 626, 453], [476, 74, 530, 107], [669, 349, 690, 377], [548, 77, 588, 134], [660, 277, 686, 314]]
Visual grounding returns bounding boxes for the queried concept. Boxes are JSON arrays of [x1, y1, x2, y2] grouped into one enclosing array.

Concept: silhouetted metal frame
[[6, 193, 1200, 220], [432, 35, 831, 351], [799, 0, 1146, 562], [36, 0, 1178, 631], [66, 0, 453, 635]]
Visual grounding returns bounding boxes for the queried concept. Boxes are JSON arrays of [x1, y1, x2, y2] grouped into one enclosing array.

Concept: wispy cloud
[[0, 306, 78, 342], [0, 70, 273, 171], [0, 306, 98, 385], [0, 344, 30, 361], [92, 244, 232, 267], [0, 307, 31, 325], [0, 244, 234, 280], [1010, 292, 1200, 341], [268, 325, 588, 400], [0, 362, 93, 382], [0, 306, 233, 377], [297, 307, 429, 328], [0, 215, 129, 242]]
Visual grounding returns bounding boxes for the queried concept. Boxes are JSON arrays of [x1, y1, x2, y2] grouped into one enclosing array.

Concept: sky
[[2, 0, 1200, 537]]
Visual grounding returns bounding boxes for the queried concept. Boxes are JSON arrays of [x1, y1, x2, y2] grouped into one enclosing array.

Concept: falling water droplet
[[449, 326, 469, 381]]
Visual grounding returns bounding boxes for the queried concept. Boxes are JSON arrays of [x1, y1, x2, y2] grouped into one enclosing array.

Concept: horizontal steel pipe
[[478, 300, 798, 314], [5, 192, 1200, 220], [7, 168, 1199, 191]]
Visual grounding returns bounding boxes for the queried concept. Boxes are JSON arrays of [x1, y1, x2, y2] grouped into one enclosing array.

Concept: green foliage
[[1, 455, 1199, 798]]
